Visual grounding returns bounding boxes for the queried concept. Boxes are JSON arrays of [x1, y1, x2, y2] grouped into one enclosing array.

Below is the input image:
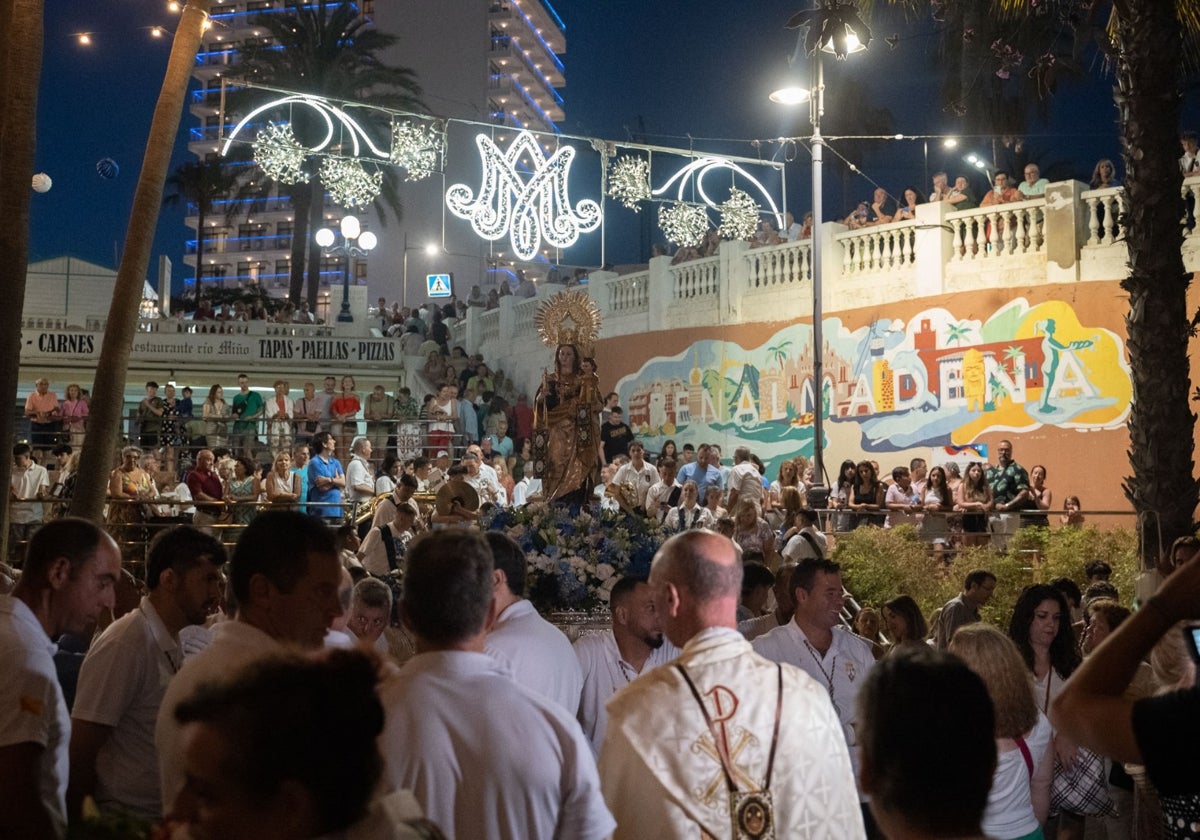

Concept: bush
[[833, 524, 1140, 636]]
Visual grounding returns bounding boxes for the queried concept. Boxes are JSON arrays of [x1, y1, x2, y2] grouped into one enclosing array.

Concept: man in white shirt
[[379, 529, 614, 840], [782, 210, 804, 241], [600, 531, 864, 838], [884, 465, 922, 529], [644, 458, 680, 522], [344, 437, 375, 507], [1018, 163, 1049, 198], [781, 508, 828, 562], [69, 527, 225, 822], [574, 576, 679, 754], [10, 443, 50, 557], [359, 504, 416, 576], [725, 445, 764, 512], [484, 532, 583, 714], [462, 448, 506, 506], [0, 518, 121, 839], [612, 442, 657, 509], [752, 556, 877, 817], [156, 511, 344, 811]]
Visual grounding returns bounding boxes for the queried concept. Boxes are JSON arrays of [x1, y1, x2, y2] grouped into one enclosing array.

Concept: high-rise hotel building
[[184, 0, 566, 311]]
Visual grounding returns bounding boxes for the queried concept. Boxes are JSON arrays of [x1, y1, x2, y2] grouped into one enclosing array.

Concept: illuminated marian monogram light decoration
[[446, 131, 602, 261]]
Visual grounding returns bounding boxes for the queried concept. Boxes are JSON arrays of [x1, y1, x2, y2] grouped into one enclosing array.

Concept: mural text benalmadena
[[614, 299, 1130, 475]]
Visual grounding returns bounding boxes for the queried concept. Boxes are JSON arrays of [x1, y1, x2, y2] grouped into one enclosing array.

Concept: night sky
[[28, 0, 1200, 288]]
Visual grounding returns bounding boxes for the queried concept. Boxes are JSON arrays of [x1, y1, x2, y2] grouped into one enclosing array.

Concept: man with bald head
[[599, 531, 864, 838]]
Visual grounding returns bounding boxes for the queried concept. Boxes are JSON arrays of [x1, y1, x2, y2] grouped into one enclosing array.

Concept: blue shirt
[[307, 455, 344, 519], [291, 466, 309, 514], [457, 399, 478, 444], [676, 462, 723, 501]]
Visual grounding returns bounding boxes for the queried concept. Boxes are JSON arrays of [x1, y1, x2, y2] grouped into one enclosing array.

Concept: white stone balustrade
[[463, 178, 1200, 400], [1084, 186, 1126, 247]]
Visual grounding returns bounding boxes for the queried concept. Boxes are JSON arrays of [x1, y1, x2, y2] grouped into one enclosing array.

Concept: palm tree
[[767, 340, 794, 370], [229, 0, 424, 309], [70, 1, 214, 523], [945, 322, 971, 346], [163, 156, 257, 296], [1112, 0, 1197, 563], [1003, 344, 1024, 375], [0, 0, 44, 556]]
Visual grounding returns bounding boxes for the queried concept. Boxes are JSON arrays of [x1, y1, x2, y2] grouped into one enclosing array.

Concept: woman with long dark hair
[[849, 460, 885, 528], [955, 461, 993, 547], [883, 595, 929, 650], [1010, 584, 1090, 840], [830, 458, 858, 532]]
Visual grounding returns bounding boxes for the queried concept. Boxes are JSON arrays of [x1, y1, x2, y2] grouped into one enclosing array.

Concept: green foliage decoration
[[834, 525, 1139, 635]]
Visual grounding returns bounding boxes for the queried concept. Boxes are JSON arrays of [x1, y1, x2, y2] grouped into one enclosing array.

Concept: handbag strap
[[1015, 736, 1034, 777]]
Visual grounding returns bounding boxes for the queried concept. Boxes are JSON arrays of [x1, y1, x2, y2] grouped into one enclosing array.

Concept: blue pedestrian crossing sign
[[426, 273, 453, 298]]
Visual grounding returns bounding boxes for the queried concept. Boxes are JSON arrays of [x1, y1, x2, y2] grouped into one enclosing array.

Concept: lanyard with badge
[[676, 663, 782, 840]]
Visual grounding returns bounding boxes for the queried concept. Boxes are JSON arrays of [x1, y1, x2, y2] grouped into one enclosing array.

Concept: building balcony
[[455, 177, 1200, 400]]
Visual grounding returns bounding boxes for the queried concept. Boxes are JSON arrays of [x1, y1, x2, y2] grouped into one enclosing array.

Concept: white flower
[[597, 588, 612, 602], [602, 576, 620, 591], [595, 563, 616, 581]]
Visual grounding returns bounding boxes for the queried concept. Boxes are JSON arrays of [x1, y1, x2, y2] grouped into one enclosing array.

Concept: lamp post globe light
[[315, 214, 377, 323], [770, 1, 869, 510]]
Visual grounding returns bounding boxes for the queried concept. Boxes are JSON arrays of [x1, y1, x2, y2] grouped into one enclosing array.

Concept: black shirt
[[600, 422, 633, 464], [1132, 684, 1200, 837]]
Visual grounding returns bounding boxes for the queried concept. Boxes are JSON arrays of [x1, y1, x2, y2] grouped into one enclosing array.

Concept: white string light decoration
[[320, 156, 383, 208], [389, 120, 445, 181], [253, 122, 310, 185], [719, 188, 760, 240], [446, 130, 602, 261], [658, 201, 709, 247], [606, 155, 651, 210]]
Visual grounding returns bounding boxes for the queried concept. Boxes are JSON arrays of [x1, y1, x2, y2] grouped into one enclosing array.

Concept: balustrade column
[[913, 201, 950, 297], [1043, 180, 1086, 283]]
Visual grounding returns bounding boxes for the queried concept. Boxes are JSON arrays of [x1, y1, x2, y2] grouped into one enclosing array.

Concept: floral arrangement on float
[[485, 501, 668, 612]]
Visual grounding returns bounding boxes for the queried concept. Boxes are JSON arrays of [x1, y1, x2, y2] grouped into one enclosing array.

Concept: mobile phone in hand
[[1184, 625, 1200, 664]]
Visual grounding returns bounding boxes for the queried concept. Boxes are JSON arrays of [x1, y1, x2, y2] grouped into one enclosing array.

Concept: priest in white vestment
[[379, 529, 614, 840], [600, 531, 864, 839], [483, 532, 584, 714], [575, 575, 680, 755]]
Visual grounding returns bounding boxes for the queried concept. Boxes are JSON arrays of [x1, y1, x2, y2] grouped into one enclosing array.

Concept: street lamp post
[[401, 232, 441, 311], [771, 13, 867, 509], [315, 214, 376, 324]]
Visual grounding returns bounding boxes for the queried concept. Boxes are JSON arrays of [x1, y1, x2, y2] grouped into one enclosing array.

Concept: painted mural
[[613, 298, 1131, 475]]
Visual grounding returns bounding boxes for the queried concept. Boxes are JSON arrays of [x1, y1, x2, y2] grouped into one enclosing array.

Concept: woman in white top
[[375, 455, 402, 495], [951, 624, 1054, 840], [665, 480, 714, 532], [920, 465, 954, 554], [263, 451, 301, 506], [202, 384, 229, 449]]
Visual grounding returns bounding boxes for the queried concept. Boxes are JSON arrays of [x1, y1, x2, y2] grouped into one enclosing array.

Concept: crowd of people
[[662, 146, 1135, 266], [14, 350, 1099, 571], [1, 507, 1197, 840]]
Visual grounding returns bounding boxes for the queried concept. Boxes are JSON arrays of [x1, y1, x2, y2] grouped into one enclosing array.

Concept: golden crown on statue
[[534, 289, 602, 356]]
